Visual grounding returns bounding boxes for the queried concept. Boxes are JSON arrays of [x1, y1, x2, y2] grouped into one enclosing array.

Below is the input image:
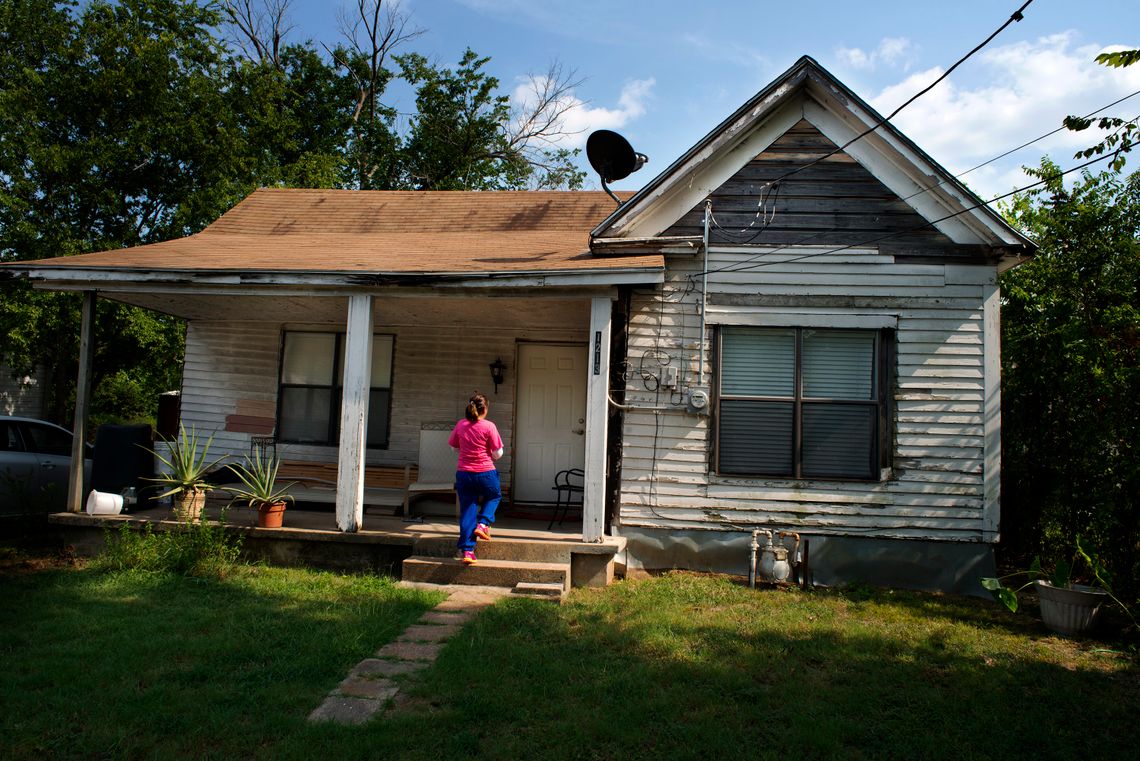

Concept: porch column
[[335, 294, 373, 532], [67, 291, 96, 513], [583, 296, 612, 542]]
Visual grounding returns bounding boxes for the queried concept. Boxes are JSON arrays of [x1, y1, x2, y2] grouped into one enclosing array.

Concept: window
[[716, 327, 891, 480], [277, 332, 394, 448]]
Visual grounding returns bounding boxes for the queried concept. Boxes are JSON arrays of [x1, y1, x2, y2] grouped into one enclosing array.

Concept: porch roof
[[1, 188, 664, 287]]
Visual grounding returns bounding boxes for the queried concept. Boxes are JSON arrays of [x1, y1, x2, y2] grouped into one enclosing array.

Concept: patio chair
[[548, 467, 584, 529], [402, 424, 459, 518]]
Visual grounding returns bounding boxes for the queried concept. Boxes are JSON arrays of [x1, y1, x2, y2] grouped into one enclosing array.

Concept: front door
[[513, 343, 587, 504]]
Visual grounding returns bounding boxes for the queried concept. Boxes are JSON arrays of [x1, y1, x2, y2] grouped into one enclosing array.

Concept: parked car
[[0, 416, 93, 515]]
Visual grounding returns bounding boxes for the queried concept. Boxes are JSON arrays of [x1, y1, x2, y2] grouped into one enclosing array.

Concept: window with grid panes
[[277, 332, 394, 448], [716, 327, 890, 480]]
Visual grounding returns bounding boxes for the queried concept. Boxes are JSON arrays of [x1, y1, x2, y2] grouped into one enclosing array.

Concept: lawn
[[1, 556, 1136, 760]]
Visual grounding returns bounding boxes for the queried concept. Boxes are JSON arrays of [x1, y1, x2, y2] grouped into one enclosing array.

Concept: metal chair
[[548, 467, 584, 529]]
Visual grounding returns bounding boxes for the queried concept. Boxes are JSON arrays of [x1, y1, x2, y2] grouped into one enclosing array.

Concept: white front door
[[513, 343, 587, 504]]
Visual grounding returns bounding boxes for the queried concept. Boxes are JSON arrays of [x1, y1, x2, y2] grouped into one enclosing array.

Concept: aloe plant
[[227, 447, 295, 509], [146, 425, 227, 498]]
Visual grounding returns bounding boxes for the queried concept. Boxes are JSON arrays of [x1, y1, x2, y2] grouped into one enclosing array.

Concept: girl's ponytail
[[465, 392, 489, 423]]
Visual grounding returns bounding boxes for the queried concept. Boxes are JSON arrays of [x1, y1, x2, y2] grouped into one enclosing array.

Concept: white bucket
[[86, 490, 124, 516]]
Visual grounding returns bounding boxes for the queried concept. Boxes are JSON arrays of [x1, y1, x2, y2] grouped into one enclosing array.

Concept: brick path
[[307, 586, 509, 725]]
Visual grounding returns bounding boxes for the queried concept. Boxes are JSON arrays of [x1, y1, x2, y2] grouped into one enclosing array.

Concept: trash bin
[[91, 424, 155, 512]]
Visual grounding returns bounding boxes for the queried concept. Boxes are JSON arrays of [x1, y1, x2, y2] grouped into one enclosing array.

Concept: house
[[0, 57, 1032, 592]]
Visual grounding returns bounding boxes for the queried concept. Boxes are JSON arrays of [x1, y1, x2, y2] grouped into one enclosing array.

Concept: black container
[[91, 424, 155, 510]]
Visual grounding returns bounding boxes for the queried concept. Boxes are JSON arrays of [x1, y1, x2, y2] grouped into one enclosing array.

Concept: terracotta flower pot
[[257, 501, 287, 529], [173, 489, 206, 523]]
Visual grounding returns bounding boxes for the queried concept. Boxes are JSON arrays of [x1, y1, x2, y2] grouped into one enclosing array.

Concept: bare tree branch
[[220, 0, 295, 68], [506, 60, 586, 153], [337, 0, 422, 123]]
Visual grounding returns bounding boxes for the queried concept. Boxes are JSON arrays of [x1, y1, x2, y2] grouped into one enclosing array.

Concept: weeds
[[92, 514, 242, 577]]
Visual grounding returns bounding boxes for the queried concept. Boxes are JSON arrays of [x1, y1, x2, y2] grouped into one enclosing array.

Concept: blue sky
[[279, 0, 1140, 199]]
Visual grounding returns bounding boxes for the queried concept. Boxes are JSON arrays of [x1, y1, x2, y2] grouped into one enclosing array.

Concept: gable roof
[[1, 188, 660, 288], [591, 56, 1033, 264]]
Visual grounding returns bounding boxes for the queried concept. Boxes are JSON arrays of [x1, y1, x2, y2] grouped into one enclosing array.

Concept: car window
[[0, 422, 22, 452], [22, 422, 73, 456]]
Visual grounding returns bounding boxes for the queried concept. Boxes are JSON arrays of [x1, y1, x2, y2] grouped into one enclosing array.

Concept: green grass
[[2, 565, 1136, 760]]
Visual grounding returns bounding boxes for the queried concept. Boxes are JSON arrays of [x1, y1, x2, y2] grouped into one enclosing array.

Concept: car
[[0, 416, 93, 516]]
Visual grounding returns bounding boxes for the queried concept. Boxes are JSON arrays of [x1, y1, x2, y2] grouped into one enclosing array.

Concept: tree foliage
[[0, 0, 586, 428], [1064, 48, 1139, 173], [1000, 159, 1140, 600]]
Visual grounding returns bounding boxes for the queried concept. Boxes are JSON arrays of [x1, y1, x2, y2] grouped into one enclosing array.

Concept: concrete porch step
[[412, 535, 575, 563], [402, 556, 570, 590]]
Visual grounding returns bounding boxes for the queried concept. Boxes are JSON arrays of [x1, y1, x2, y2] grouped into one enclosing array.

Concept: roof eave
[[1, 264, 665, 291]]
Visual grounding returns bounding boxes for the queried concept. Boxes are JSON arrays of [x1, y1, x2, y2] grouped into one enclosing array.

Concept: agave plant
[[227, 446, 295, 509], [146, 424, 227, 499]]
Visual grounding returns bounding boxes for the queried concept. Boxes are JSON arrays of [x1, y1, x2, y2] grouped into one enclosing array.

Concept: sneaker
[[474, 522, 492, 541], [461, 550, 477, 565]]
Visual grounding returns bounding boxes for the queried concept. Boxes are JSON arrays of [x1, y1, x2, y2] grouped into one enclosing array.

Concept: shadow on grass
[[0, 565, 442, 760], [291, 575, 1138, 761], [3, 569, 1136, 761]]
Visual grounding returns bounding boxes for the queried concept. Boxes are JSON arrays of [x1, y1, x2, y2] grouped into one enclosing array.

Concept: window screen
[[717, 327, 886, 480]]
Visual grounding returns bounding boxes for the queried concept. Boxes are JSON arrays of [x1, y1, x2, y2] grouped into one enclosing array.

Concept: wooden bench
[[272, 461, 418, 509]]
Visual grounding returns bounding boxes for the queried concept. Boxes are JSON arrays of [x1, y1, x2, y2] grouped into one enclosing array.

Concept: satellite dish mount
[[587, 130, 648, 205]]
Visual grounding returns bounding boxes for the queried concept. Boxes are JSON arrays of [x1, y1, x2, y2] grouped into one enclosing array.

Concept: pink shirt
[[448, 418, 504, 473]]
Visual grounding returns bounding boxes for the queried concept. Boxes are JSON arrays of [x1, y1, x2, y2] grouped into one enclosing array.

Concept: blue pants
[[456, 469, 502, 551]]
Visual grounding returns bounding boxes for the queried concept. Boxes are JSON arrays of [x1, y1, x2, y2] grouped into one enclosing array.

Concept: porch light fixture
[[489, 357, 506, 394]]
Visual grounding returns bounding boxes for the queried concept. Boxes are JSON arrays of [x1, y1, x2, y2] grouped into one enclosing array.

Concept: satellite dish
[[587, 130, 648, 204]]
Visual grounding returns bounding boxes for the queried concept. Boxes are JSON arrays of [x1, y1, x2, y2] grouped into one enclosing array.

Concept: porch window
[[716, 327, 891, 480], [277, 332, 394, 448]]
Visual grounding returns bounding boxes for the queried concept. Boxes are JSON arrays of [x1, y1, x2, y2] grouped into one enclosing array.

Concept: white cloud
[[837, 37, 918, 71], [511, 76, 656, 148], [868, 32, 1140, 199]]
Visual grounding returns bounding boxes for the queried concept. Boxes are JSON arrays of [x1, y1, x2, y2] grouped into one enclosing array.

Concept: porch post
[[67, 291, 96, 513], [583, 296, 612, 542], [336, 294, 373, 532]]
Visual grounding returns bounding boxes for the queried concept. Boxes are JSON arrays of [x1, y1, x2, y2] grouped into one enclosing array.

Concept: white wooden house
[[1, 57, 1032, 591]]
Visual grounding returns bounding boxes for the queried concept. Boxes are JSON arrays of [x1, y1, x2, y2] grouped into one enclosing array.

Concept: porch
[[49, 499, 625, 591]]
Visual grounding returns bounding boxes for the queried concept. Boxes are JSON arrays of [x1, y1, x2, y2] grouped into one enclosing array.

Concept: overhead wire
[[701, 150, 1115, 278], [762, 0, 1035, 188], [899, 89, 1140, 203]]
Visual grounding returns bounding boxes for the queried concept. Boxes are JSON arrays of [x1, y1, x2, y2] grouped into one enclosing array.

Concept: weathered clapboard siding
[[178, 299, 588, 489], [617, 242, 996, 542], [662, 120, 960, 249]]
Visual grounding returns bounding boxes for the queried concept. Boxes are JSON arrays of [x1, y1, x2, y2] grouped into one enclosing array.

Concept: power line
[[770, 0, 1034, 186], [705, 0, 1038, 246], [900, 89, 1140, 202], [699, 151, 1113, 279]]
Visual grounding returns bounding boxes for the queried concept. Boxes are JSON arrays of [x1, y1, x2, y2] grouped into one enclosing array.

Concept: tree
[[0, 0, 244, 424], [1064, 49, 1140, 172], [0, 0, 591, 428], [999, 158, 1140, 600], [398, 50, 585, 190]]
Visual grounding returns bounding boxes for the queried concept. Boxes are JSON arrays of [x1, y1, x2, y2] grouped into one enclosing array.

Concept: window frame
[[714, 326, 893, 481], [276, 331, 395, 449]]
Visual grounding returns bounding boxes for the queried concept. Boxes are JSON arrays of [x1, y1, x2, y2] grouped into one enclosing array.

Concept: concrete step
[[512, 581, 567, 602], [412, 535, 575, 563], [402, 556, 570, 590]]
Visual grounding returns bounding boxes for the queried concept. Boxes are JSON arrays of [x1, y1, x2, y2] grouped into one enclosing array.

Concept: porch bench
[[271, 461, 418, 510]]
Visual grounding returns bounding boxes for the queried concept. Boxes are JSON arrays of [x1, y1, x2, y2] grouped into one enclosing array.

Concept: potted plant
[[146, 425, 226, 523], [982, 536, 1134, 636], [227, 447, 294, 529]]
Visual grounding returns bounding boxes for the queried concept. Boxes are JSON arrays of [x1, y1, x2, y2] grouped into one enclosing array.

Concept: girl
[[448, 391, 504, 565]]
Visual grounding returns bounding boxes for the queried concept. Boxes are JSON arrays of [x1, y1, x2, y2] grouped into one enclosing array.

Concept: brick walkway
[[307, 586, 509, 725]]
